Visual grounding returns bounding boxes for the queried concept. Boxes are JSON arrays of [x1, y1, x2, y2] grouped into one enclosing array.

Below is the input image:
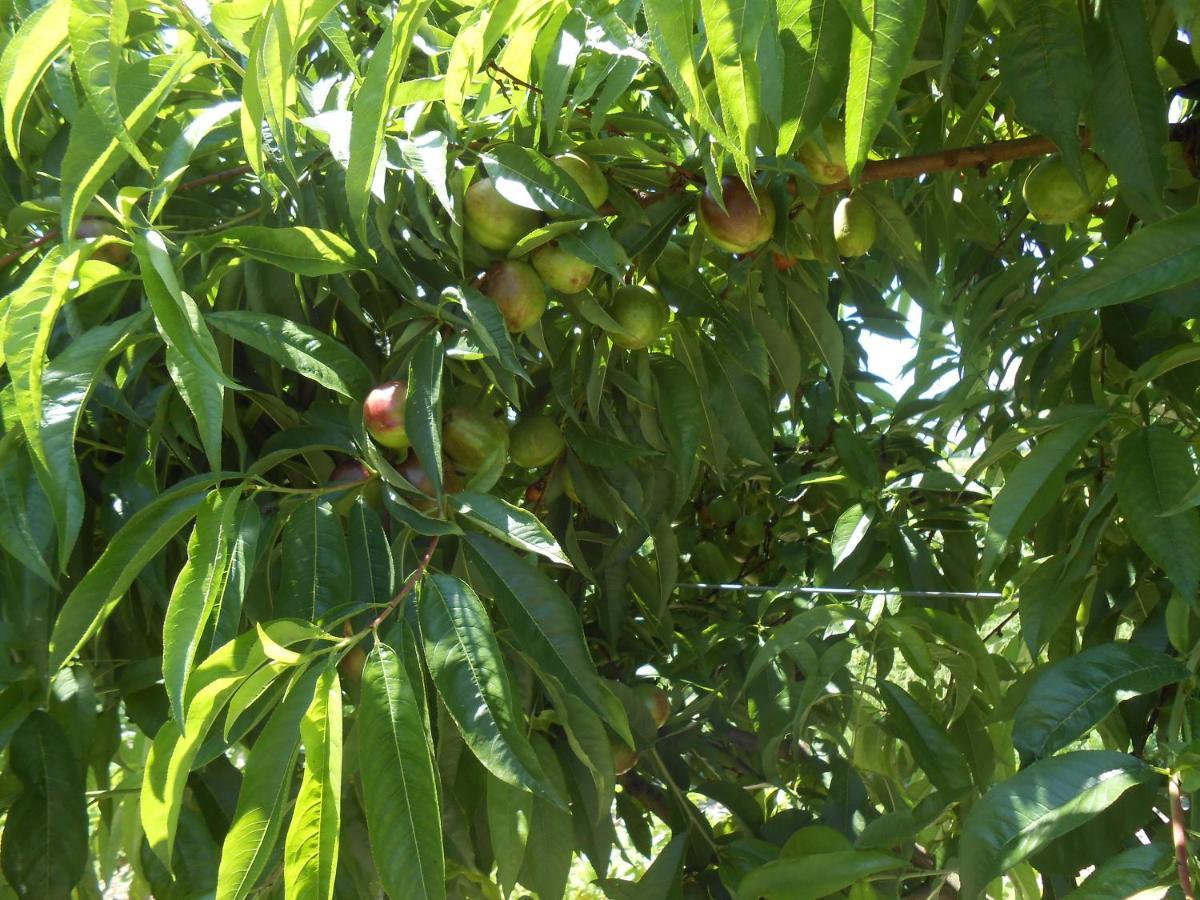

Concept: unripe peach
[[531, 243, 594, 294], [552, 152, 609, 208], [697, 177, 776, 254], [464, 178, 543, 251], [481, 260, 548, 333], [363, 381, 410, 450]]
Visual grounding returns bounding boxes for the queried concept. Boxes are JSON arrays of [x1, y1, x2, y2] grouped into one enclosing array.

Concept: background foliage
[[0, 0, 1198, 896]]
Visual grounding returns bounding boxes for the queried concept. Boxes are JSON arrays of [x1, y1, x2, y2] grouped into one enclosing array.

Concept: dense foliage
[[0, 0, 1199, 896]]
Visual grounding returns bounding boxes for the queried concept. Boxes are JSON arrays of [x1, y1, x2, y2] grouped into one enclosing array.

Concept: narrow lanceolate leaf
[[463, 535, 607, 718], [359, 644, 445, 900], [449, 491, 569, 565], [61, 51, 206, 240], [142, 622, 325, 864], [0, 712, 88, 899], [3, 247, 82, 476], [982, 406, 1107, 571], [195, 226, 369, 275], [241, 0, 340, 173], [38, 312, 151, 568], [995, 0, 1090, 176], [844, 0, 926, 180], [162, 490, 240, 726], [1038, 205, 1200, 317], [148, 100, 240, 220], [69, 0, 149, 170], [278, 500, 350, 621], [0, 0, 69, 159], [958, 751, 1156, 898], [407, 330, 445, 497], [346, 0, 434, 238], [1116, 426, 1200, 599], [878, 681, 973, 792], [419, 574, 562, 804], [778, 0, 852, 153], [1013, 642, 1188, 759], [641, 0, 731, 155], [48, 477, 221, 671], [700, 0, 769, 183], [207, 311, 373, 399], [284, 663, 343, 900], [215, 666, 321, 900], [737, 851, 908, 900], [443, 0, 525, 122], [481, 144, 595, 218], [1083, 0, 1167, 221], [134, 229, 235, 471]]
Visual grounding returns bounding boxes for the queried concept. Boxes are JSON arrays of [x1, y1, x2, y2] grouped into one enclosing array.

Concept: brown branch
[[0, 230, 61, 269], [819, 134, 1064, 194], [1170, 774, 1196, 900], [174, 163, 255, 194], [369, 537, 439, 631]]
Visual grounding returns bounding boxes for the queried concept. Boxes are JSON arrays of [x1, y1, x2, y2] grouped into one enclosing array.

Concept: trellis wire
[[675, 583, 1004, 599]]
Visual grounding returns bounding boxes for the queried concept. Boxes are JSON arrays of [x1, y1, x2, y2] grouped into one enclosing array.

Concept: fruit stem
[[368, 536, 440, 632]]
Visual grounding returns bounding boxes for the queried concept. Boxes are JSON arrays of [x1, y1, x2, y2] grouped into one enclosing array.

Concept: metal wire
[[675, 583, 1004, 599]]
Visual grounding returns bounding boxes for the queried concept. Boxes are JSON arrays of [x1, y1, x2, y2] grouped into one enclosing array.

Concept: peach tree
[[0, 0, 1198, 897]]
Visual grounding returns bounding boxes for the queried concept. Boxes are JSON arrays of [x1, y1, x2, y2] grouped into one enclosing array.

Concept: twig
[[1170, 774, 1196, 900], [0, 230, 60, 269], [368, 537, 439, 631]]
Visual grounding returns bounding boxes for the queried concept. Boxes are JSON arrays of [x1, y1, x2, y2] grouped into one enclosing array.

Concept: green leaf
[[419, 574, 562, 804], [737, 850, 908, 900], [983, 406, 1107, 571], [134, 229, 234, 470], [878, 681, 973, 792], [481, 143, 596, 218], [450, 490, 569, 565], [48, 476, 222, 672], [778, 0, 852, 154], [959, 752, 1156, 898], [516, 735, 574, 899], [0, 712, 87, 899], [1014, 642, 1188, 759], [744, 604, 867, 687], [68, 0, 149, 171], [61, 51, 206, 240], [162, 489, 240, 726], [38, 312, 151, 567], [348, 497, 394, 607], [557, 223, 632, 280], [651, 357, 704, 508], [196, 226, 369, 275], [443, 0, 525, 123], [1063, 843, 1171, 899], [844, 0, 927, 180], [142, 622, 326, 864], [1083, 0, 1167, 221], [278, 500, 350, 621], [241, 0, 340, 173], [1039, 206, 1200, 317], [215, 665, 321, 900], [462, 534, 609, 721], [148, 100, 240, 221], [783, 277, 844, 395], [487, 773, 532, 897], [407, 329, 444, 497], [283, 662, 343, 900], [359, 643, 445, 900], [700, 0, 770, 184], [345, 0, 434, 239], [641, 0, 733, 156], [1116, 426, 1200, 598], [995, 0, 1090, 175], [0, 0, 69, 160], [600, 834, 687, 899], [207, 310, 372, 399]]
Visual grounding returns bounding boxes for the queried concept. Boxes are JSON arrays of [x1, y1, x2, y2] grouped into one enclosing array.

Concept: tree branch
[[1170, 774, 1196, 900]]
